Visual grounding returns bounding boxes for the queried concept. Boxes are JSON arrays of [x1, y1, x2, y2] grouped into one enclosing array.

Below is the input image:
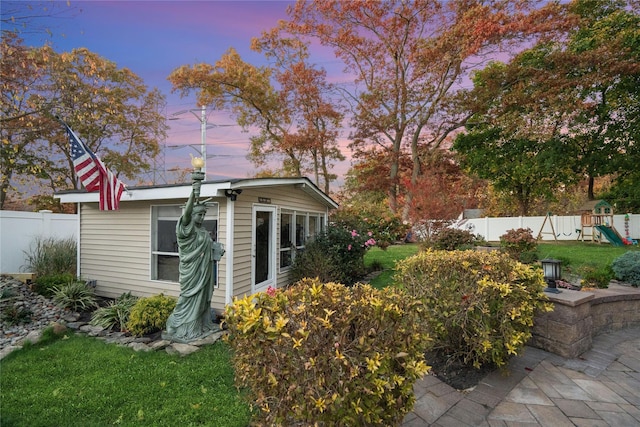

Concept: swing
[[559, 216, 573, 237]]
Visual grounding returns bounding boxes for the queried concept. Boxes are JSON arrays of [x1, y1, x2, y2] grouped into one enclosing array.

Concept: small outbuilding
[[56, 177, 338, 315]]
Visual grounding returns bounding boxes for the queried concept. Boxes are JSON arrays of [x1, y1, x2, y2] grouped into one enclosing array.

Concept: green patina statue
[[163, 169, 222, 343]]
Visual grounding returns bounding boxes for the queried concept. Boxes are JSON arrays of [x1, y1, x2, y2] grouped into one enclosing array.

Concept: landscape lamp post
[[541, 258, 562, 294]]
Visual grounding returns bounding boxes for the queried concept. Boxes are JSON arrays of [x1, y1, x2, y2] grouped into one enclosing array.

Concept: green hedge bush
[[223, 279, 430, 426], [31, 273, 76, 298], [612, 251, 640, 287], [394, 249, 552, 369], [578, 263, 614, 288], [126, 294, 176, 336], [432, 227, 480, 251], [290, 225, 376, 285], [500, 228, 538, 263]]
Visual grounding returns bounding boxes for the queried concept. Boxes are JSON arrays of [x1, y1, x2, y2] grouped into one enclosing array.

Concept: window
[[296, 214, 306, 247], [280, 212, 293, 268], [151, 204, 218, 282], [279, 211, 326, 270]]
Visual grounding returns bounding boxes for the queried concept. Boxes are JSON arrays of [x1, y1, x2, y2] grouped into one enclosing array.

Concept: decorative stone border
[[530, 283, 640, 358]]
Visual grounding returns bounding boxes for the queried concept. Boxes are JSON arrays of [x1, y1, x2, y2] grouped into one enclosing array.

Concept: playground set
[[537, 200, 635, 246]]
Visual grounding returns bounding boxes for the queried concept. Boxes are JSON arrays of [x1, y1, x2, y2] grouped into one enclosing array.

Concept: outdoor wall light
[[541, 258, 562, 294], [224, 189, 242, 201]]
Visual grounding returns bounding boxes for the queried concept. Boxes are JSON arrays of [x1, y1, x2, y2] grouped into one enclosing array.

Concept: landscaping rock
[[0, 275, 224, 359], [167, 343, 200, 357]]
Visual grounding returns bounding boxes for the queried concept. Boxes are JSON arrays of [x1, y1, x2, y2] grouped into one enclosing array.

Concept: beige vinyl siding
[[80, 201, 159, 298], [76, 181, 333, 313], [228, 186, 329, 297], [80, 200, 229, 313], [228, 195, 253, 298]]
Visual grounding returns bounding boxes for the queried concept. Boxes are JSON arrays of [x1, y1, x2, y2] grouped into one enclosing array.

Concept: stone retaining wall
[[530, 283, 640, 358]]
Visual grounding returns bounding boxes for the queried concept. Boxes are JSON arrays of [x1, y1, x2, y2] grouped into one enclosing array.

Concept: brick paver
[[403, 325, 640, 426]]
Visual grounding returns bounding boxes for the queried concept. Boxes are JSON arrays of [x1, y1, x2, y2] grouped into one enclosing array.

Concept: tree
[[454, 126, 572, 216], [169, 38, 345, 193], [405, 149, 484, 221], [1, 32, 54, 208], [455, 0, 640, 210], [1, 33, 168, 209], [278, 0, 568, 216]]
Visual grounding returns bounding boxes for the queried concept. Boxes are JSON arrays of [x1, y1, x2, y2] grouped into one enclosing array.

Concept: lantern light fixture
[[541, 258, 562, 294]]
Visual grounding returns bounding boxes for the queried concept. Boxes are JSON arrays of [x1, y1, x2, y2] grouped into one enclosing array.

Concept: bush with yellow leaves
[[223, 279, 430, 426], [126, 294, 176, 337], [395, 249, 552, 370]]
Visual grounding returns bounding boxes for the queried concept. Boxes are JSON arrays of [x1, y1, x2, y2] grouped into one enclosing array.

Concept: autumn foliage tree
[[454, 0, 640, 212], [168, 37, 344, 193], [1, 31, 168, 209], [277, 0, 568, 218]]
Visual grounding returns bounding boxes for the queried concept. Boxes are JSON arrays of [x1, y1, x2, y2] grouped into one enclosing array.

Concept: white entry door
[[252, 205, 277, 294]]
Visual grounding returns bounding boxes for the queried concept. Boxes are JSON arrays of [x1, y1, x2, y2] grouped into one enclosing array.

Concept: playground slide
[[595, 225, 624, 247]]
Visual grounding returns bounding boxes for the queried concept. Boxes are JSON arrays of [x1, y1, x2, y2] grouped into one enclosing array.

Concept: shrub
[[223, 279, 430, 426], [432, 227, 479, 251], [579, 264, 614, 288], [500, 228, 538, 263], [612, 251, 640, 287], [291, 225, 376, 285], [394, 249, 552, 370], [289, 243, 338, 284], [331, 204, 407, 250], [90, 292, 138, 332], [52, 281, 98, 312], [126, 294, 176, 336], [31, 273, 76, 298], [22, 236, 76, 277], [1, 305, 32, 325]]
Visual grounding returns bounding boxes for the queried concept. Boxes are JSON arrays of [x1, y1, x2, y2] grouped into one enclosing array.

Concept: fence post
[[40, 210, 53, 238]]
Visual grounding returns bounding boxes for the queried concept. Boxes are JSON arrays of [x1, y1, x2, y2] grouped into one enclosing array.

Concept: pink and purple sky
[[7, 0, 352, 185]]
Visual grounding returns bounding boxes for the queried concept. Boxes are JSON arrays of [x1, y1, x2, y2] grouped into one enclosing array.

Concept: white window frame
[[278, 210, 326, 271], [150, 203, 219, 283]]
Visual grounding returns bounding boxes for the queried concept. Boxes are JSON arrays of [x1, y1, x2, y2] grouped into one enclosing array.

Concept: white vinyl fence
[[452, 214, 640, 244], [0, 210, 78, 274]]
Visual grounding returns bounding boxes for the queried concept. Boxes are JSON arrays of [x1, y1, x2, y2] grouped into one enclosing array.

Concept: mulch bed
[[424, 350, 497, 391]]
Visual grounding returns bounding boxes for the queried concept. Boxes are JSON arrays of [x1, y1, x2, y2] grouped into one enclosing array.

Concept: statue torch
[[190, 154, 205, 201]]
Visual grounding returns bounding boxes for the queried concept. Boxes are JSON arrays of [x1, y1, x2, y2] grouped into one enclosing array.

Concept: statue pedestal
[[161, 323, 222, 344]]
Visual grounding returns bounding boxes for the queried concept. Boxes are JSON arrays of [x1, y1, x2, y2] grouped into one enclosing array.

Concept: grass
[[364, 241, 640, 288], [364, 243, 419, 289], [537, 241, 639, 275], [3, 241, 637, 426], [0, 333, 251, 427]]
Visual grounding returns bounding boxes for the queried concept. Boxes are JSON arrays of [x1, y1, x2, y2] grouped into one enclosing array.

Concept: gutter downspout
[[225, 198, 234, 306], [76, 203, 81, 278]]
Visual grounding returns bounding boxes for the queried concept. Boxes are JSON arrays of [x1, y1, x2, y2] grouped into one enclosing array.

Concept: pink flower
[[347, 244, 352, 251], [368, 231, 373, 237], [266, 286, 276, 297], [351, 230, 358, 237]]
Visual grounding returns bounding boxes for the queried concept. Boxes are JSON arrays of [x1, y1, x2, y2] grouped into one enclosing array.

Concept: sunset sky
[[7, 0, 352, 185]]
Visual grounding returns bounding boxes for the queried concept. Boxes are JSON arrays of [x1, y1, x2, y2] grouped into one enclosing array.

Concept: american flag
[[66, 124, 125, 210]]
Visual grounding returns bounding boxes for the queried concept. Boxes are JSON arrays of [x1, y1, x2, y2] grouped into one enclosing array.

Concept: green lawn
[[0, 333, 251, 427], [537, 241, 639, 273], [3, 241, 636, 426], [364, 243, 419, 289]]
